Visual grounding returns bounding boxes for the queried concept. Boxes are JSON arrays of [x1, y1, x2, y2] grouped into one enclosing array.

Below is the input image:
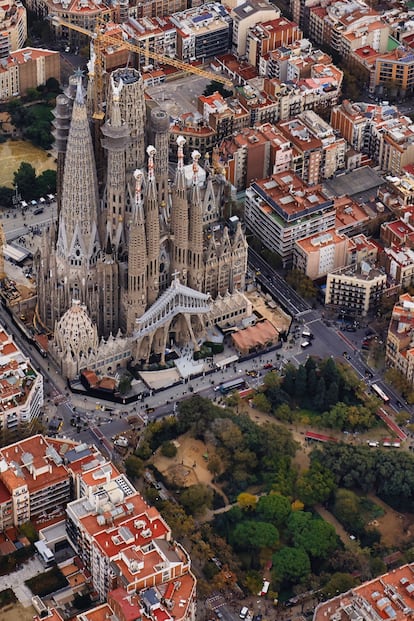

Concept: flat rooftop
[[323, 166, 384, 199]]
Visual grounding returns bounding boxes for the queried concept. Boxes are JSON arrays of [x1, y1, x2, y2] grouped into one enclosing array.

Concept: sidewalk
[[0, 556, 44, 606]]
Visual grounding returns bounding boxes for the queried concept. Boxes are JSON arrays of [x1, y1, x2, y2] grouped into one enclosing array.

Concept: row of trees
[[0, 162, 56, 205], [313, 443, 414, 512], [6, 78, 61, 150], [257, 357, 381, 431]]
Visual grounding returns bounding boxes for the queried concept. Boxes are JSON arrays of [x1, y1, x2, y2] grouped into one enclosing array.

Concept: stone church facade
[[35, 69, 249, 379]]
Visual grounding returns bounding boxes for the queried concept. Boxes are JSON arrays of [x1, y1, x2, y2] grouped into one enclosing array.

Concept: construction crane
[[51, 15, 233, 120]]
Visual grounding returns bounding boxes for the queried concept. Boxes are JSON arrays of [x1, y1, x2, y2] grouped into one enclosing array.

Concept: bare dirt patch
[[0, 604, 36, 621], [152, 435, 228, 502], [367, 494, 414, 547]]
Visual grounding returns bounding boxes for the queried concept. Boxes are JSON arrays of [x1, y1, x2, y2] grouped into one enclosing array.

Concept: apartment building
[[277, 117, 322, 185], [170, 118, 217, 160], [381, 217, 414, 248], [335, 195, 371, 237], [169, 95, 250, 159], [215, 122, 292, 190], [214, 127, 271, 190], [0, 0, 26, 59], [231, 0, 280, 57], [245, 171, 335, 265], [384, 169, 414, 206], [386, 293, 414, 385], [197, 91, 250, 142], [325, 262, 386, 316], [0, 327, 43, 443], [66, 470, 196, 609], [293, 229, 353, 280], [384, 246, 414, 287], [120, 16, 176, 67], [236, 83, 280, 126], [348, 233, 378, 265], [373, 49, 414, 95], [331, 100, 397, 152], [0, 435, 71, 530], [0, 48, 60, 100], [300, 110, 346, 179], [263, 41, 331, 81], [307, 0, 389, 60], [314, 564, 414, 621], [171, 3, 232, 62], [262, 70, 341, 120], [128, 0, 186, 19], [35, 578, 195, 621], [245, 16, 301, 67], [376, 115, 414, 176], [330, 100, 414, 175]]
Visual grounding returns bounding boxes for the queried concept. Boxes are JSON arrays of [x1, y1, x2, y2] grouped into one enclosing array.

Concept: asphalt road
[[248, 248, 311, 316]]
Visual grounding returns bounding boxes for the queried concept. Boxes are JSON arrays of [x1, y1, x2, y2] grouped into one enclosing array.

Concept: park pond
[[0, 140, 56, 188]]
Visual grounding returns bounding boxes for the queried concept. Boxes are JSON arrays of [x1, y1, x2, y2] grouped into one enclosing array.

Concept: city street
[[248, 248, 311, 316]]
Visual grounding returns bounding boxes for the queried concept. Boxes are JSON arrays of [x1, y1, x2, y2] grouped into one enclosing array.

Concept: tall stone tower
[[53, 79, 101, 324], [170, 136, 188, 285], [187, 151, 204, 291], [145, 146, 160, 306], [126, 169, 148, 335], [150, 108, 170, 212], [51, 74, 80, 218], [108, 68, 146, 177], [101, 75, 130, 250]]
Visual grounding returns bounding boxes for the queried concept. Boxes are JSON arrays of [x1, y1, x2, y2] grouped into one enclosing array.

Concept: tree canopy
[[203, 80, 233, 99], [287, 511, 338, 560], [12, 162, 56, 200], [313, 443, 414, 511], [256, 493, 291, 527], [232, 520, 279, 551], [272, 546, 311, 586]]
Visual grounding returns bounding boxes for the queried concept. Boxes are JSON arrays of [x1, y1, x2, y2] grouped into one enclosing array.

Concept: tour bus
[[217, 378, 246, 394], [371, 383, 390, 403]]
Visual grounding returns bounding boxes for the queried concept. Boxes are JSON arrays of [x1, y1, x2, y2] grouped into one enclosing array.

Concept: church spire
[[145, 145, 160, 305], [126, 169, 148, 334], [56, 75, 100, 269], [101, 75, 130, 250], [187, 150, 204, 291], [171, 135, 189, 284]]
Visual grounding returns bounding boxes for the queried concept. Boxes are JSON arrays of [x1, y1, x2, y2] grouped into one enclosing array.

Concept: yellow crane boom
[[52, 16, 233, 116]]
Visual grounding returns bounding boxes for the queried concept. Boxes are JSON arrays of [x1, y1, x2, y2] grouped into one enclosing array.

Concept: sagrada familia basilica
[[34, 68, 250, 379]]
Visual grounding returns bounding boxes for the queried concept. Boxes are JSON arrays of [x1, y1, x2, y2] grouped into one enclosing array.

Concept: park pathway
[[315, 504, 352, 547]]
